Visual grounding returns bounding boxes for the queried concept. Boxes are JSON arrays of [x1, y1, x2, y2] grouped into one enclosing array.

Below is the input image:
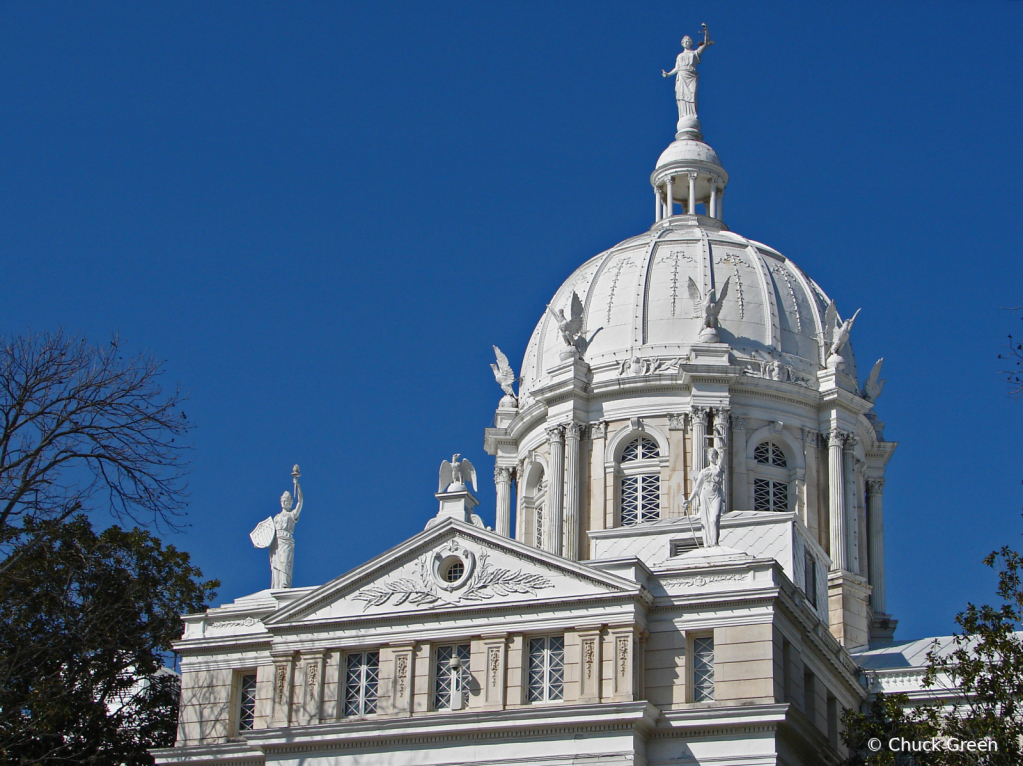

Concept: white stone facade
[[156, 51, 905, 766]]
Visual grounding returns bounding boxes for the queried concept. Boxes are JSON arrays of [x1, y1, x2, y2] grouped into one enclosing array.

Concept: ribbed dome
[[518, 220, 856, 397]]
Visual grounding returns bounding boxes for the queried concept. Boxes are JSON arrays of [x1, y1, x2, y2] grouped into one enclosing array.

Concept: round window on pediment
[[432, 548, 475, 591], [442, 558, 464, 583]]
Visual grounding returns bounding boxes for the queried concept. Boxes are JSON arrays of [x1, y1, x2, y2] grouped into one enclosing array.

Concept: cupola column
[[494, 466, 514, 537], [665, 176, 674, 217], [867, 479, 887, 613], [563, 422, 583, 560], [655, 187, 662, 221], [545, 425, 565, 555], [712, 408, 730, 513], [687, 172, 697, 215], [709, 183, 718, 219], [826, 429, 848, 570]]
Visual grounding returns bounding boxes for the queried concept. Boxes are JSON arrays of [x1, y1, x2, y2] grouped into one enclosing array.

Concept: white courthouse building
[[156, 40, 919, 766]]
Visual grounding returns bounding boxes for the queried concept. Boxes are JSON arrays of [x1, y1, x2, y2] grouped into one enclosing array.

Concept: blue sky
[[2, 1, 1022, 642]]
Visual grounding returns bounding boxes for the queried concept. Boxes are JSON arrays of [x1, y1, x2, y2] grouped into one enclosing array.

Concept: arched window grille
[[619, 436, 661, 526], [753, 441, 789, 512]]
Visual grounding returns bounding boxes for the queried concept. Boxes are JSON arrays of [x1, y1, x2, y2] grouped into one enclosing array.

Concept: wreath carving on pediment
[[353, 546, 553, 611]]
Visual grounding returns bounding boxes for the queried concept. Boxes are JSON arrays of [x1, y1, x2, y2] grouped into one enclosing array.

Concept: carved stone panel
[[578, 629, 602, 702], [481, 637, 508, 709]]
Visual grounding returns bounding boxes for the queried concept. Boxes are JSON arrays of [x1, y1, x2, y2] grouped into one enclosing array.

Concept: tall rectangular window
[[434, 644, 471, 710], [692, 636, 715, 702], [804, 669, 816, 721], [237, 673, 257, 732], [343, 651, 379, 717], [527, 636, 564, 702], [804, 550, 818, 608]]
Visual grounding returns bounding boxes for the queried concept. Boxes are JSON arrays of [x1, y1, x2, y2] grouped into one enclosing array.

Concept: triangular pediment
[[266, 519, 639, 626]]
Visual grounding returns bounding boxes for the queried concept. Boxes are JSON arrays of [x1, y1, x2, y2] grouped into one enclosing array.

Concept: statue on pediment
[[250, 465, 303, 589]]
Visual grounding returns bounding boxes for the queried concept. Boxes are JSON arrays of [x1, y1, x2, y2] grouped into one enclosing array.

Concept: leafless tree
[[0, 330, 191, 571]]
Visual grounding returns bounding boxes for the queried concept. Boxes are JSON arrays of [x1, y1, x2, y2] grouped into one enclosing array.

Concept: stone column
[[546, 425, 565, 556], [665, 176, 674, 217], [688, 172, 697, 215], [691, 406, 708, 476], [826, 429, 847, 571], [731, 415, 748, 511], [709, 183, 718, 218], [655, 187, 662, 221], [494, 466, 513, 537], [563, 422, 583, 560], [713, 408, 730, 513], [867, 479, 887, 614]]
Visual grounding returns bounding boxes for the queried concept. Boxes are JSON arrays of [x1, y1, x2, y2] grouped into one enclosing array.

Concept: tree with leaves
[[0, 331, 216, 764]]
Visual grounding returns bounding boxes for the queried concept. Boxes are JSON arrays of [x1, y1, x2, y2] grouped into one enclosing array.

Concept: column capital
[[587, 421, 608, 439], [825, 427, 850, 447], [866, 478, 886, 495], [667, 412, 687, 431], [687, 170, 700, 180], [494, 465, 514, 483], [801, 427, 820, 446], [690, 406, 709, 425], [731, 414, 748, 431], [545, 424, 565, 443], [565, 422, 585, 440]]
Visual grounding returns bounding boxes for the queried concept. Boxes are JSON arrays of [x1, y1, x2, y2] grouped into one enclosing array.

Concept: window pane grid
[[621, 474, 660, 526], [238, 673, 257, 732], [343, 652, 379, 717], [693, 637, 715, 702], [754, 441, 787, 467], [754, 477, 788, 512], [622, 436, 660, 462], [528, 636, 564, 702], [434, 644, 471, 710]]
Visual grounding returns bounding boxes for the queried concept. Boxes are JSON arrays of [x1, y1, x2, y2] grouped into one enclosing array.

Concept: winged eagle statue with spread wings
[[546, 292, 585, 356], [823, 301, 861, 369], [687, 276, 730, 341], [439, 454, 477, 493], [862, 357, 885, 402], [491, 345, 518, 400]]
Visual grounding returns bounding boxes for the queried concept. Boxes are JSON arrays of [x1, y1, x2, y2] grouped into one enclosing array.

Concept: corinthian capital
[[667, 413, 687, 431], [690, 406, 709, 426], [565, 422, 585, 440], [825, 428, 848, 447], [494, 466, 514, 483], [866, 478, 886, 496], [545, 424, 565, 444]]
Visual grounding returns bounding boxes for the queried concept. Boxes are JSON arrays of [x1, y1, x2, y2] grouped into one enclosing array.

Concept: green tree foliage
[[0, 515, 217, 765], [842, 548, 1023, 765]]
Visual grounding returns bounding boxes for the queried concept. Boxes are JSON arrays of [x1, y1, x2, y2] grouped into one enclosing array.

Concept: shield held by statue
[[250, 516, 276, 548]]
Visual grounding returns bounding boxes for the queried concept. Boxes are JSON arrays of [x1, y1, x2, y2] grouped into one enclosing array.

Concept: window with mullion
[[692, 636, 714, 702], [343, 651, 379, 717], [237, 673, 257, 732], [434, 644, 471, 710], [527, 636, 564, 702]]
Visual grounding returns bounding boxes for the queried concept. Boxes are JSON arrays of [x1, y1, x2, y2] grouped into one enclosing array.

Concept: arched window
[[619, 436, 661, 526], [753, 441, 789, 512]]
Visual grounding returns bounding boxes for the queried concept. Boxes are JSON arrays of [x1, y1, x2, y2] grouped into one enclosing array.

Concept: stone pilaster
[[494, 466, 514, 537], [609, 627, 636, 701], [390, 643, 415, 716], [545, 425, 565, 556], [481, 635, 508, 709], [300, 651, 326, 724], [668, 413, 688, 517], [563, 422, 583, 560], [577, 628, 603, 702], [843, 435, 860, 574], [730, 415, 748, 511], [826, 429, 847, 571], [802, 428, 821, 545], [867, 479, 887, 614], [269, 654, 294, 727]]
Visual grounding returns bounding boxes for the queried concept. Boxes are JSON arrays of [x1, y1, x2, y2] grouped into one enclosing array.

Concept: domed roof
[[654, 138, 723, 170], [518, 220, 857, 397]]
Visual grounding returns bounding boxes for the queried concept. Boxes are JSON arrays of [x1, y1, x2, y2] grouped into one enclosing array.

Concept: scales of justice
[[249, 465, 304, 589]]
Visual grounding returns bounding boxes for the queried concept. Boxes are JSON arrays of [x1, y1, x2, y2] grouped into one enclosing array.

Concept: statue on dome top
[[824, 301, 861, 370], [249, 465, 303, 589], [688, 275, 730, 342], [662, 23, 714, 135], [862, 358, 886, 402]]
